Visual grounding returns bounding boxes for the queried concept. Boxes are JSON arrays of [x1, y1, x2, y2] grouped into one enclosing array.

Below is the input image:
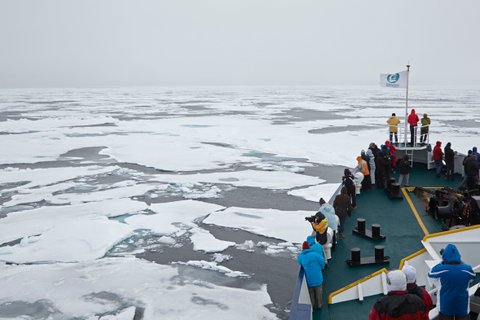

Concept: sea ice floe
[[189, 227, 235, 253], [0, 198, 147, 245], [212, 253, 232, 263], [4, 181, 157, 207], [288, 183, 341, 202], [205, 207, 311, 244], [48, 183, 157, 205], [0, 216, 132, 263], [236, 240, 256, 252], [98, 306, 136, 320], [177, 260, 250, 278], [151, 182, 224, 199], [0, 257, 276, 319], [125, 200, 224, 236], [0, 166, 119, 190], [155, 170, 324, 189]]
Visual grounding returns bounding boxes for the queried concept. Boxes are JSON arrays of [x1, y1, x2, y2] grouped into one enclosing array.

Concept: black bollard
[[375, 245, 385, 261], [372, 224, 381, 239], [357, 218, 366, 234], [347, 245, 389, 267], [351, 248, 361, 263], [390, 182, 400, 193]]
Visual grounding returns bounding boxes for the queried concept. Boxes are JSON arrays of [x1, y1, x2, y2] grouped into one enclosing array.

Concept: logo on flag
[[380, 71, 407, 88], [387, 73, 400, 84]]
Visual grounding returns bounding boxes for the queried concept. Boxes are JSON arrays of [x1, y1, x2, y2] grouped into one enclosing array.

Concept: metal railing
[[387, 125, 430, 148], [289, 268, 313, 320]]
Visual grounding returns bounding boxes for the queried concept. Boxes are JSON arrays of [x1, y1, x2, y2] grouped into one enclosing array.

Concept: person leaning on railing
[[297, 241, 326, 310], [305, 211, 329, 245]]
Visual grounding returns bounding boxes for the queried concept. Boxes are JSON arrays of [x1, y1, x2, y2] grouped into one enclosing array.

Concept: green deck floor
[[313, 165, 463, 320]]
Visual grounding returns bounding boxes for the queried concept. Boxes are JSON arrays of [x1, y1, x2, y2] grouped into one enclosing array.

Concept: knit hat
[[386, 270, 407, 291], [302, 241, 310, 250], [402, 265, 416, 284]]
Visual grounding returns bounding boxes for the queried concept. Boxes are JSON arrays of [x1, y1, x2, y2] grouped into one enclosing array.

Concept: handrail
[[328, 268, 388, 304], [398, 248, 427, 269], [422, 225, 480, 241], [289, 267, 312, 320]]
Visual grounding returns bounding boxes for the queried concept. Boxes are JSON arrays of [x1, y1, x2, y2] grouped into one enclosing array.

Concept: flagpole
[[405, 64, 410, 147]]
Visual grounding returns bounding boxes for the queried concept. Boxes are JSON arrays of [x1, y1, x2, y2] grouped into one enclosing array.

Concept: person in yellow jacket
[[387, 113, 400, 143], [310, 212, 328, 245], [420, 113, 431, 144]]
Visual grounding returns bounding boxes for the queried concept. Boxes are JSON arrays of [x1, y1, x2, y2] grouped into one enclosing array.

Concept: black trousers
[[410, 125, 417, 145]]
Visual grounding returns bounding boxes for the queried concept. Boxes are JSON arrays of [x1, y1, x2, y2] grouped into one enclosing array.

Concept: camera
[[305, 216, 316, 223]]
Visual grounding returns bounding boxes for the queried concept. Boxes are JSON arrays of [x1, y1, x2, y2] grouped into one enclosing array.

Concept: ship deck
[[312, 164, 465, 320]]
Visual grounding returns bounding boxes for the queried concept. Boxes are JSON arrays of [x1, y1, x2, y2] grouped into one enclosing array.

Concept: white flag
[[379, 71, 408, 88]]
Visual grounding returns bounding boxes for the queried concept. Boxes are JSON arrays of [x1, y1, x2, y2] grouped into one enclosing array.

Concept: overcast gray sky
[[1, 0, 479, 87]]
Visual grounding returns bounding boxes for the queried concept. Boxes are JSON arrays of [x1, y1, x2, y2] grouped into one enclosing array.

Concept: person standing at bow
[[298, 241, 326, 310], [420, 113, 431, 144], [387, 113, 400, 144], [408, 108, 419, 146], [433, 141, 444, 178], [428, 244, 475, 320]]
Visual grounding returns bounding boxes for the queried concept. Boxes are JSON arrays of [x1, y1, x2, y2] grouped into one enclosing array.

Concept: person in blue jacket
[[306, 235, 325, 259], [428, 243, 475, 320], [298, 241, 326, 309]]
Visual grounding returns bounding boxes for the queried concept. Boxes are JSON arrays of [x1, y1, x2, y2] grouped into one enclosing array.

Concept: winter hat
[[423, 113, 428, 117], [302, 241, 310, 250], [473, 147, 478, 152], [386, 270, 407, 291], [436, 141, 442, 146], [319, 198, 326, 205], [402, 265, 417, 284], [411, 108, 416, 113]]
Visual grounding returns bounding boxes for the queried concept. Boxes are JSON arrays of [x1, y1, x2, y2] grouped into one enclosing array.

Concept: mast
[[405, 64, 410, 147]]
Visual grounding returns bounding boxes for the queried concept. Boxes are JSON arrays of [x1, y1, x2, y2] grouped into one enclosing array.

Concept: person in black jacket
[[333, 187, 352, 239], [342, 169, 356, 209], [396, 155, 411, 187], [465, 154, 479, 190], [444, 142, 455, 180]]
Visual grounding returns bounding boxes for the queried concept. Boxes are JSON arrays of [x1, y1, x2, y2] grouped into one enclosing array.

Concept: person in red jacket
[[402, 265, 433, 313], [369, 270, 428, 320], [433, 140, 444, 177], [385, 140, 397, 171], [408, 108, 420, 146]]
